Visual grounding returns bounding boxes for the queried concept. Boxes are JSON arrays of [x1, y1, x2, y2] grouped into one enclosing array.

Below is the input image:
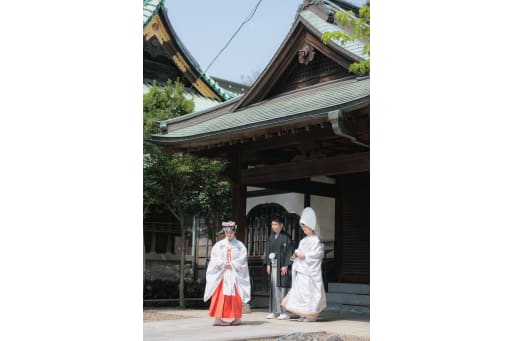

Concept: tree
[[321, 3, 370, 75], [143, 79, 194, 154], [143, 80, 231, 308], [143, 79, 194, 217], [189, 161, 232, 243], [144, 153, 204, 307]]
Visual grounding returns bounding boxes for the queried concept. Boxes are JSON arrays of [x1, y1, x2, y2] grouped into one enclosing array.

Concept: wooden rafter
[[240, 152, 369, 185]]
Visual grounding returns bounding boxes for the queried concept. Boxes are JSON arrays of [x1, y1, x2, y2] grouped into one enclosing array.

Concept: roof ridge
[[299, 10, 368, 60], [239, 76, 360, 111], [323, 0, 362, 14], [162, 96, 242, 125]]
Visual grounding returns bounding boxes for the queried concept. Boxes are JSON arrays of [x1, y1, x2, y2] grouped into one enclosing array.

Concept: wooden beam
[[255, 180, 336, 198], [240, 152, 369, 185], [304, 33, 354, 70], [246, 188, 290, 198], [193, 126, 336, 160], [240, 126, 337, 154]]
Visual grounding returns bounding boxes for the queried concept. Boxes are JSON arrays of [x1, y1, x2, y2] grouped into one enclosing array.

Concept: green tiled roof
[[153, 77, 369, 142], [200, 72, 240, 101], [300, 9, 368, 60], [143, 0, 163, 27]]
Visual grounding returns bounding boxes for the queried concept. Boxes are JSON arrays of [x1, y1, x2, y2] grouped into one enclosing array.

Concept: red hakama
[[208, 279, 242, 318]]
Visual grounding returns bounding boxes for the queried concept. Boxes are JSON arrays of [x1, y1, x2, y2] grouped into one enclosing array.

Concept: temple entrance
[[246, 203, 302, 307]]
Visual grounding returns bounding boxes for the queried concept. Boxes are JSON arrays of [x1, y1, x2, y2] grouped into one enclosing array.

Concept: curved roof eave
[[151, 77, 369, 146], [151, 95, 369, 146], [143, 0, 237, 101]]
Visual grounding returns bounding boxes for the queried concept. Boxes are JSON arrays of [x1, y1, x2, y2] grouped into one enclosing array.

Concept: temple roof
[[299, 9, 367, 61], [143, 0, 239, 101], [152, 77, 368, 145], [151, 0, 370, 150], [143, 0, 163, 27], [233, 0, 369, 109]]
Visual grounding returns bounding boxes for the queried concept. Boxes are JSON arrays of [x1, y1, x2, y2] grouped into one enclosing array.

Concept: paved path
[[143, 308, 369, 341]]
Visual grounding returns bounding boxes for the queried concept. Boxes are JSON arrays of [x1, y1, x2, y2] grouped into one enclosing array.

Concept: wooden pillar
[[304, 193, 311, 208], [166, 233, 172, 254], [228, 147, 247, 243], [335, 175, 344, 282], [150, 231, 156, 253], [232, 182, 247, 243]]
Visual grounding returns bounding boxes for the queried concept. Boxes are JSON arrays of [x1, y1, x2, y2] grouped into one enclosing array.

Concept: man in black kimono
[[263, 215, 293, 320]]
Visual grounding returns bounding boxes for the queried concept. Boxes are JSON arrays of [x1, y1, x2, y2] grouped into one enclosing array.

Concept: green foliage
[[143, 150, 230, 309], [321, 4, 370, 75], [143, 79, 231, 308], [143, 79, 194, 216], [144, 152, 231, 239], [143, 79, 194, 153], [144, 153, 203, 218], [189, 159, 232, 242], [143, 78, 231, 236]]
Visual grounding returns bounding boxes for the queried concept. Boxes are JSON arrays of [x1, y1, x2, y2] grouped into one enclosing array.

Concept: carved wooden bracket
[[298, 43, 316, 65], [143, 36, 171, 59]]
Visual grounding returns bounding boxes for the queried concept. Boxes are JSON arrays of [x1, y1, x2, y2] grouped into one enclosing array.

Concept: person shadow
[[239, 320, 267, 326]]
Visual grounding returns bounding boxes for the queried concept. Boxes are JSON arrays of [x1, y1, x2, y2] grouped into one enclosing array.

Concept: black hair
[[271, 215, 285, 224]]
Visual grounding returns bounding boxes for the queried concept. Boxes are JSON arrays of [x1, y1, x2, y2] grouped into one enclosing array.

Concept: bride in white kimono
[[203, 221, 251, 326], [282, 207, 326, 322]]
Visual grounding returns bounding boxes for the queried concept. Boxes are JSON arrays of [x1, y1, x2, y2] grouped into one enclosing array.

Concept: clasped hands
[[214, 262, 244, 271], [215, 262, 232, 269]]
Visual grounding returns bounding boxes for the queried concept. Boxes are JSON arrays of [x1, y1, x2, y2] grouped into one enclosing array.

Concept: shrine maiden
[[204, 221, 251, 326]]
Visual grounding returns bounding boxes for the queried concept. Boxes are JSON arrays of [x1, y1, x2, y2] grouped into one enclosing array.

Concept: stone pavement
[[143, 308, 369, 341]]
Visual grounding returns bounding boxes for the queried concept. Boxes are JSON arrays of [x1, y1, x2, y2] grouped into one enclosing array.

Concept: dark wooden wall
[[336, 172, 370, 283]]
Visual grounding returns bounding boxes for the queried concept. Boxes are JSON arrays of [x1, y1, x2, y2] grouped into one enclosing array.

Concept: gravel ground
[[143, 308, 206, 321], [143, 308, 369, 341], [242, 332, 368, 341], [243, 332, 331, 341]]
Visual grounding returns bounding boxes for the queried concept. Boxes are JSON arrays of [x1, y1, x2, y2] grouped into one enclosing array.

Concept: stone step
[[323, 303, 370, 317], [249, 294, 270, 309], [326, 283, 370, 318], [328, 282, 370, 295], [326, 292, 370, 306]]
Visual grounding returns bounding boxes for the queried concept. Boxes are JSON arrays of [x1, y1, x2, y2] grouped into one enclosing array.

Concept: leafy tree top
[[143, 79, 194, 152], [321, 4, 370, 75], [143, 79, 231, 238]]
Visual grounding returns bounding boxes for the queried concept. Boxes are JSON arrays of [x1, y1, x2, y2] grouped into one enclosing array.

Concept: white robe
[[203, 237, 251, 303], [283, 234, 326, 317]]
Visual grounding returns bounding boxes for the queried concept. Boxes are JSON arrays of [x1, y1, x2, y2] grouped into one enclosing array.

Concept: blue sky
[[164, 0, 303, 84], [164, 0, 367, 84]]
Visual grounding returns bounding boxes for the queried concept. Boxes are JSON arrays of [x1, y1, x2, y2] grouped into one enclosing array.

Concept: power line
[[203, 0, 264, 74]]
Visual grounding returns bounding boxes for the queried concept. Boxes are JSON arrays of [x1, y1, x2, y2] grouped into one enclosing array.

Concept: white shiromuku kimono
[[282, 234, 326, 318], [203, 237, 251, 304]]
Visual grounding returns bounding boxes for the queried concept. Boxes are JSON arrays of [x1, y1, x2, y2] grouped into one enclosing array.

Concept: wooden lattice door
[[246, 203, 303, 299]]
